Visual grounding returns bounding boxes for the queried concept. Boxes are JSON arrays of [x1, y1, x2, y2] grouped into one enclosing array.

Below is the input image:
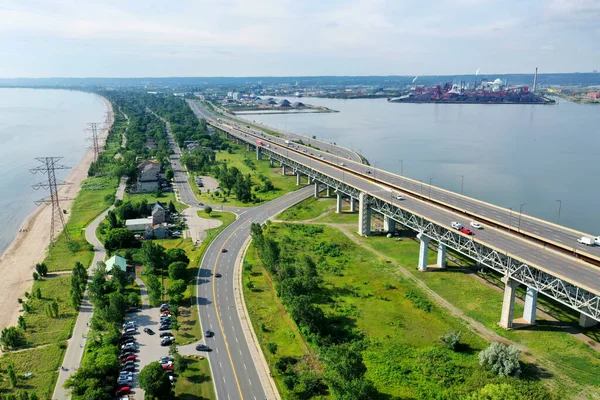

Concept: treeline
[[63, 266, 140, 399], [249, 223, 379, 399]]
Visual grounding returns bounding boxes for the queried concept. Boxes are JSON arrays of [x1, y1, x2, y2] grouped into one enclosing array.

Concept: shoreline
[[0, 94, 114, 333]]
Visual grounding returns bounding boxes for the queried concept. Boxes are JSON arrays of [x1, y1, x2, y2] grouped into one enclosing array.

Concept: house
[[137, 160, 161, 192], [105, 255, 127, 273], [145, 138, 158, 151], [125, 217, 153, 231], [143, 224, 169, 240], [587, 92, 600, 99], [151, 202, 167, 225]]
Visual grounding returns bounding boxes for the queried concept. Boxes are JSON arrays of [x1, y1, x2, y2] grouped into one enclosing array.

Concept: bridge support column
[[522, 287, 538, 324], [579, 313, 598, 328], [436, 243, 447, 268], [326, 186, 331, 197], [358, 192, 371, 236], [417, 233, 430, 271], [282, 165, 287, 176], [336, 193, 343, 214], [296, 172, 301, 186], [256, 147, 262, 161], [269, 158, 274, 167], [314, 182, 320, 198], [350, 198, 356, 213], [499, 277, 519, 329], [307, 176, 312, 184], [383, 216, 395, 233], [246, 143, 250, 152]]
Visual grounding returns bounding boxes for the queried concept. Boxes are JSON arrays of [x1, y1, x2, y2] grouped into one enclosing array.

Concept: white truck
[[285, 140, 291, 146], [577, 236, 596, 246]]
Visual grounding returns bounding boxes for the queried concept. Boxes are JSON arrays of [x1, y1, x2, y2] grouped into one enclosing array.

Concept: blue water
[[248, 96, 600, 235], [0, 89, 107, 255]]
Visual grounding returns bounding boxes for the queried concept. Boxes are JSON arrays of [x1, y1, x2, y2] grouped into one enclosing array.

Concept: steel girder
[[367, 195, 600, 320], [219, 124, 600, 321]]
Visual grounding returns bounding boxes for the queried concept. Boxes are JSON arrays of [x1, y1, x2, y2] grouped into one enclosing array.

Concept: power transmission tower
[[30, 157, 71, 243], [86, 122, 102, 162]]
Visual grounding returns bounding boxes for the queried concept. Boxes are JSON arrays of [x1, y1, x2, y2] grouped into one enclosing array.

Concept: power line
[[30, 157, 72, 243], [86, 122, 102, 162]]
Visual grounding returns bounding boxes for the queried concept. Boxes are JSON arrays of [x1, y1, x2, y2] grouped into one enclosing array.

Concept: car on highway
[[451, 221, 463, 230], [460, 227, 474, 235], [143, 328, 155, 335], [215, 273, 222, 278], [339, 162, 345, 166], [221, 249, 228, 253], [115, 387, 131, 396], [195, 344, 211, 352], [396, 194, 404, 200], [366, 170, 371, 174], [205, 329, 214, 338], [470, 221, 482, 229]]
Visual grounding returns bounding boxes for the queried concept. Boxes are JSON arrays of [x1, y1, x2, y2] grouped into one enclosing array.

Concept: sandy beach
[[0, 95, 114, 333]]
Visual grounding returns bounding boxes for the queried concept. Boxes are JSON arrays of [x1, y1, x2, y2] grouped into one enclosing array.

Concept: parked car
[[121, 355, 136, 363], [159, 356, 174, 363], [160, 310, 171, 315], [460, 227, 474, 235], [470, 221, 482, 229], [144, 328, 155, 335], [116, 387, 131, 396], [162, 364, 174, 371], [195, 344, 211, 352], [160, 304, 170, 312], [117, 376, 133, 385], [121, 364, 135, 372], [160, 360, 173, 367], [120, 351, 135, 358], [123, 327, 136, 334], [159, 324, 171, 331], [121, 343, 136, 350], [205, 330, 214, 338], [159, 332, 173, 338], [161, 337, 174, 346]]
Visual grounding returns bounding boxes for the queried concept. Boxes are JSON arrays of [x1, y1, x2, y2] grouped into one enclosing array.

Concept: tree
[[168, 261, 187, 280], [479, 342, 521, 377], [168, 279, 187, 304], [465, 383, 520, 400], [440, 330, 461, 351], [106, 210, 119, 229], [104, 228, 138, 251], [35, 262, 48, 277], [1, 327, 26, 349], [204, 205, 212, 215], [147, 274, 162, 306], [30, 394, 39, 400], [32, 272, 39, 281], [170, 320, 180, 332], [174, 353, 187, 373], [166, 248, 189, 265], [138, 362, 172, 400], [165, 168, 174, 181], [17, 316, 26, 331], [140, 241, 168, 274], [168, 200, 177, 214], [107, 292, 127, 322], [7, 363, 17, 388], [321, 343, 377, 400], [17, 391, 28, 400], [33, 287, 42, 299], [267, 342, 278, 354]]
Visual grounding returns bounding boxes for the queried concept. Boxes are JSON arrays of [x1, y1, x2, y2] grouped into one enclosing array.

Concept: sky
[[0, 0, 599, 78]]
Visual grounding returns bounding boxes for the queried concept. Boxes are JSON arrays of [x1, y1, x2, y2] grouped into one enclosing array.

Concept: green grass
[[0, 343, 65, 399], [45, 176, 118, 272], [123, 191, 187, 212], [243, 244, 311, 399], [21, 275, 78, 348], [173, 356, 216, 400], [244, 223, 544, 399], [359, 233, 600, 395], [276, 196, 334, 221], [190, 146, 301, 207]]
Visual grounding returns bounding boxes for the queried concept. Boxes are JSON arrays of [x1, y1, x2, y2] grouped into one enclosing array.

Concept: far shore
[[0, 94, 114, 333]]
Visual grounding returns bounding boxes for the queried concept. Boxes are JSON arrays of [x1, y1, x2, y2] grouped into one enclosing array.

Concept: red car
[[162, 364, 174, 371], [116, 386, 131, 396], [160, 310, 171, 315], [121, 355, 136, 363], [460, 227, 474, 235]]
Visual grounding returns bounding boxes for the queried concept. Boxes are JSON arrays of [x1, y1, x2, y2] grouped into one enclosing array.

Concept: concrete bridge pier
[[296, 172, 301, 186], [269, 158, 274, 167], [282, 165, 287, 176], [246, 143, 251, 152], [383, 216, 396, 233], [307, 176, 312, 184], [256, 146, 262, 161], [436, 243, 447, 268], [358, 192, 371, 236], [350, 198, 356, 213], [499, 276, 519, 329], [326, 186, 332, 197], [417, 233, 430, 271], [523, 287, 538, 324], [314, 182, 320, 198], [336, 193, 343, 214], [579, 313, 599, 328]]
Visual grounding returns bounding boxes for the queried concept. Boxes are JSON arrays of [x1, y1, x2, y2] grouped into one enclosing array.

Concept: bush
[[32, 272, 40, 281], [440, 330, 461, 351], [404, 289, 432, 312], [1, 327, 26, 349], [267, 342, 278, 355], [479, 342, 521, 377]]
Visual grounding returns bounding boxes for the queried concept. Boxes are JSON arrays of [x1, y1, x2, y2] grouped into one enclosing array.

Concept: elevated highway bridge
[[188, 100, 600, 329]]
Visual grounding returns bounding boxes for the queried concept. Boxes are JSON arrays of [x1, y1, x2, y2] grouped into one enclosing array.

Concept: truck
[[285, 140, 291, 146], [577, 236, 596, 246]]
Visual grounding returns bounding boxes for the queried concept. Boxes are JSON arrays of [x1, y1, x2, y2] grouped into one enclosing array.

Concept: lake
[[0, 88, 107, 255], [247, 96, 600, 235]]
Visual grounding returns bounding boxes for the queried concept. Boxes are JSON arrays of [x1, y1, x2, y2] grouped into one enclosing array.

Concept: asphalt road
[[192, 104, 600, 297]]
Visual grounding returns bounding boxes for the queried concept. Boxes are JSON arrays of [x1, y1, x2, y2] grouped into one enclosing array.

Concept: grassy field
[[276, 196, 334, 221], [190, 146, 301, 207], [173, 356, 216, 400], [243, 223, 557, 399], [124, 191, 187, 212], [361, 234, 600, 395], [0, 343, 64, 399]]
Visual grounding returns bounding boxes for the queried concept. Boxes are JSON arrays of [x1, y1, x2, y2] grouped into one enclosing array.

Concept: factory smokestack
[[533, 67, 538, 92]]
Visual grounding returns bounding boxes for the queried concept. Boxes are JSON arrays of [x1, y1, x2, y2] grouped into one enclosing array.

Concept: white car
[[339, 162, 345, 166], [451, 222, 462, 230], [595, 236, 600, 246], [470, 221, 482, 229], [396, 194, 404, 200]]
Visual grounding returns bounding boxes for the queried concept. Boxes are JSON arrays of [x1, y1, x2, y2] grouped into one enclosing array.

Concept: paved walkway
[[52, 178, 126, 399]]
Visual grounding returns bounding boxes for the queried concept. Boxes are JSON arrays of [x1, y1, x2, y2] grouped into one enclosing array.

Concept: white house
[[105, 255, 127, 273], [125, 217, 153, 231]]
